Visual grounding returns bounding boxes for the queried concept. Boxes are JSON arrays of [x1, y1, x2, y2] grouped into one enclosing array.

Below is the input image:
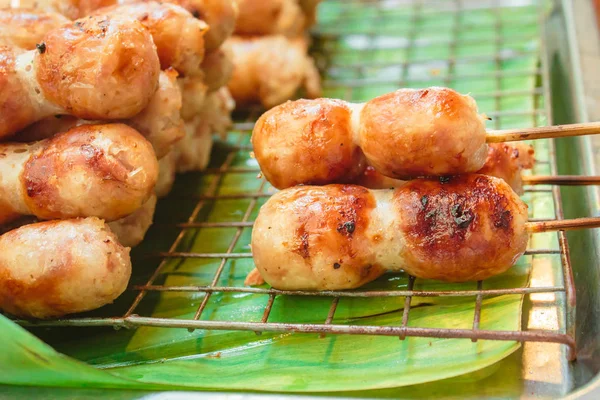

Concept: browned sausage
[[0, 124, 158, 224], [0, 217, 131, 319], [251, 175, 529, 290], [252, 87, 488, 188]]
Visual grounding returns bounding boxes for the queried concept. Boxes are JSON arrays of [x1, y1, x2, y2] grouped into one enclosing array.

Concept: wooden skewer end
[[522, 175, 600, 186], [487, 121, 600, 143], [526, 217, 600, 233]]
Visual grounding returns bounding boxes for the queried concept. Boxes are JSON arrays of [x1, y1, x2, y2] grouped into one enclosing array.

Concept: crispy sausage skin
[[0, 217, 131, 319], [394, 175, 529, 281], [108, 194, 157, 247], [36, 15, 159, 119], [252, 185, 386, 290], [252, 87, 488, 188], [18, 70, 184, 159], [93, 2, 209, 77], [251, 175, 529, 290], [352, 143, 536, 195], [0, 8, 70, 50], [359, 88, 488, 178], [252, 98, 366, 189], [235, 0, 305, 37], [0, 15, 160, 139], [0, 123, 158, 224], [75, 0, 238, 51], [227, 35, 321, 109]]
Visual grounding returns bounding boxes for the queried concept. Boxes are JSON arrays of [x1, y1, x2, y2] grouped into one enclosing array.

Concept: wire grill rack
[[15, 0, 579, 361]]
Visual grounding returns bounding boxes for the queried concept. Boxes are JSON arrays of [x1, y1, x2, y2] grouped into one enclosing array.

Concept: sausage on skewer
[[354, 142, 536, 195], [93, 1, 209, 77], [252, 87, 576, 189], [251, 174, 529, 290], [0, 8, 69, 49], [0, 217, 131, 319], [18, 69, 185, 159], [0, 14, 160, 138], [0, 124, 158, 225], [252, 88, 487, 187]]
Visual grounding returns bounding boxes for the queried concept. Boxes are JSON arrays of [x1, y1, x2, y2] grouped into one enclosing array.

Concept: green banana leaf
[[0, 0, 560, 395], [0, 271, 529, 392], [0, 313, 152, 390], [0, 133, 556, 392]]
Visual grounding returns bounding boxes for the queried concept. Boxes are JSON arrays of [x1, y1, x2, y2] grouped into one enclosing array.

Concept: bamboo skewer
[[526, 217, 600, 233], [487, 121, 600, 185], [487, 121, 600, 143], [522, 175, 600, 185]]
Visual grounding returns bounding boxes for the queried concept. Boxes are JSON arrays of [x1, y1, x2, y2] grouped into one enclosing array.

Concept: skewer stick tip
[[526, 217, 600, 233], [486, 121, 600, 143]]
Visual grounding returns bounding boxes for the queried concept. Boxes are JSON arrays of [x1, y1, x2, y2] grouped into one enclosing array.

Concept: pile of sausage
[[226, 0, 322, 109], [0, 0, 238, 318]]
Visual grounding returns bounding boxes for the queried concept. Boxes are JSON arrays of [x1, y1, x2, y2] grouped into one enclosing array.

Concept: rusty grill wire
[[14, 0, 578, 361]]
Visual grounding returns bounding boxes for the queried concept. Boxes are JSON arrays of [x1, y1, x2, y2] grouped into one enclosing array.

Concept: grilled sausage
[[75, 0, 238, 51], [252, 87, 488, 188], [0, 15, 160, 138], [227, 35, 321, 109], [0, 8, 70, 50], [18, 70, 184, 159], [93, 2, 209, 77], [0, 217, 131, 319], [0, 123, 158, 224], [251, 175, 529, 290]]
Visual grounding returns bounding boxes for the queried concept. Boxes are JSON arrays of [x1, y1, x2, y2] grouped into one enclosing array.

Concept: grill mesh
[[14, 0, 577, 362]]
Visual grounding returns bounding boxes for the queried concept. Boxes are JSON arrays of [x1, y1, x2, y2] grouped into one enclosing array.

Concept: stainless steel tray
[[556, 0, 600, 398]]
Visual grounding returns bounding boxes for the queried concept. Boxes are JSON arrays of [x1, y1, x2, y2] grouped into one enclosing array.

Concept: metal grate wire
[[15, 0, 579, 362]]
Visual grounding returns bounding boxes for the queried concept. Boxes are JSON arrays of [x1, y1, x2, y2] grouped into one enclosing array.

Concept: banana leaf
[[0, 272, 528, 392], [0, 132, 557, 392], [0, 0, 559, 395]]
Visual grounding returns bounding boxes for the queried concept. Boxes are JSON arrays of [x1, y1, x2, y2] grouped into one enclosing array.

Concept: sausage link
[[252, 87, 488, 188], [0, 123, 158, 224], [251, 174, 529, 290], [0, 15, 160, 139]]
